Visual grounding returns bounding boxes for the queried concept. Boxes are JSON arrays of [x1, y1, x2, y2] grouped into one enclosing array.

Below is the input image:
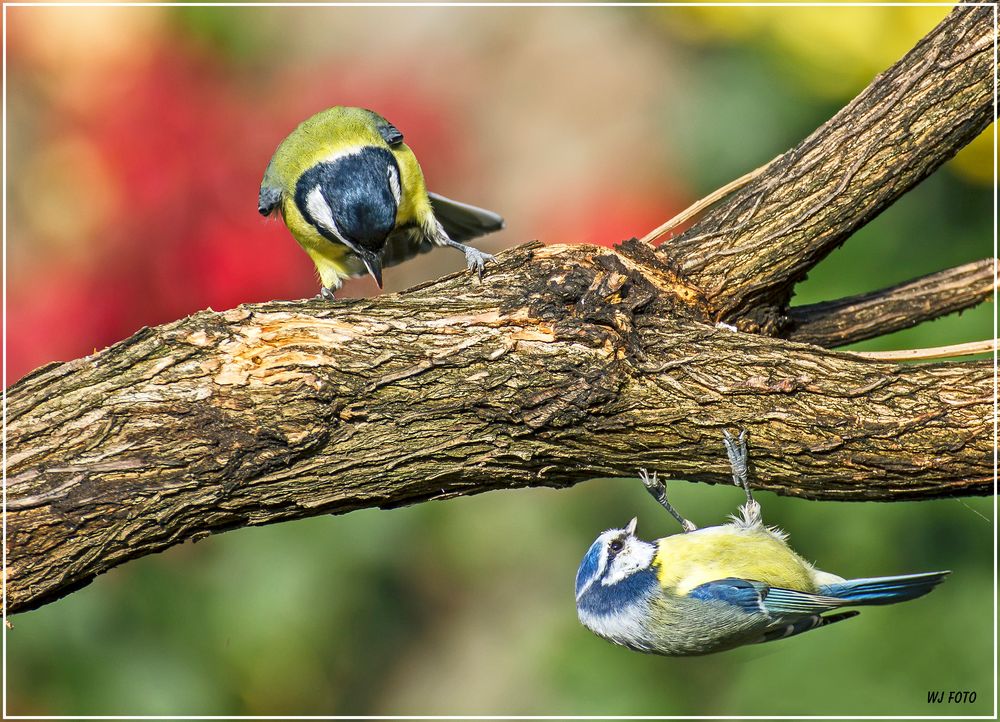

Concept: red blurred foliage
[[7, 33, 682, 384], [7, 41, 467, 384]]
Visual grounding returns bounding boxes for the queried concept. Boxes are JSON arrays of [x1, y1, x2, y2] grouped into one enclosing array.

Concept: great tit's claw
[[318, 286, 336, 301], [464, 247, 497, 279]]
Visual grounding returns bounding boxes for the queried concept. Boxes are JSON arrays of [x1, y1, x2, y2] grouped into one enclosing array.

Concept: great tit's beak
[[360, 252, 384, 289], [625, 517, 638, 536]]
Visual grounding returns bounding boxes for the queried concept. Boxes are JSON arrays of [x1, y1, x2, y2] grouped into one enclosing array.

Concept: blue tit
[[259, 106, 504, 299], [575, 431, 950, 656]]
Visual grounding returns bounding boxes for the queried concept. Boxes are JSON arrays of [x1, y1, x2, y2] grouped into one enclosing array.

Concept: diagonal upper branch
[[657, 6, 996, 333], [787, 258, 997, 347]]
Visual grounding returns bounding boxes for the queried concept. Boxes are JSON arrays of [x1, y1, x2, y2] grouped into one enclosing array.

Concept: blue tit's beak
[[625, 517, 638, 536]]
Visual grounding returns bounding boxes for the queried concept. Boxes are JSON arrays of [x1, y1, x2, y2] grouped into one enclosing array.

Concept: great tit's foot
[[463, 246, 497, 279], [442, 237, 496, 279], [317, 286, 336, 301], [639, 468, 697, 533]]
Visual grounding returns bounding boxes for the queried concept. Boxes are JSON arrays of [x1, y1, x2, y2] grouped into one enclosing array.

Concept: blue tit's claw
[[464, 247, 497, 279], [318, 286, 336, 301], [639, 468, 697, 533], [638, 468, 663, 494]]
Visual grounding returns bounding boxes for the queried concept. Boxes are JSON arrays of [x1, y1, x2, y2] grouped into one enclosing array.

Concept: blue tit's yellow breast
[[654, 525, 819, 595]]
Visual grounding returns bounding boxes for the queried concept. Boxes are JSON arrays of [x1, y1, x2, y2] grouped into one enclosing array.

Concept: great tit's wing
[[428, 192, 505, 243], [380, 225, 435, 270]]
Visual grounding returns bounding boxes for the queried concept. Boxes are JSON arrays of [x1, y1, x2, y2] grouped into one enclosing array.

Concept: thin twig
[[849, 340, 995, 361]]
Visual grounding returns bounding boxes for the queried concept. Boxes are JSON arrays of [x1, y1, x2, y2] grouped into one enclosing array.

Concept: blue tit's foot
[[722, 429, 761, 527], [317, 286, 336, 301], [639, 468, 697, 533]]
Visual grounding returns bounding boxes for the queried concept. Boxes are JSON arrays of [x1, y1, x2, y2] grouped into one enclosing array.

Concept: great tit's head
[[293, 146, 402, 287], [575, 518, 656, 601]]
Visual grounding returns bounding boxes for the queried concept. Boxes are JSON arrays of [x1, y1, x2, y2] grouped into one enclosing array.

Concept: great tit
[[259, 106, 504, 298], [575, 431, 949, 656]]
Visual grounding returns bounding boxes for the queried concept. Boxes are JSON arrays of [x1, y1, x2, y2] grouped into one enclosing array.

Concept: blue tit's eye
[[609, 538, 625, 555]]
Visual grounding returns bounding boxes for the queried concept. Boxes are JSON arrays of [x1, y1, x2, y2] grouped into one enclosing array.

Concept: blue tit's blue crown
[[575, 539, 604, 598], [294, 146, 400, 254]]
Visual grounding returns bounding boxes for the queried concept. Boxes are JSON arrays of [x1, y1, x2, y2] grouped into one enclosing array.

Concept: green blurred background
[[6, 5, 994, 716]]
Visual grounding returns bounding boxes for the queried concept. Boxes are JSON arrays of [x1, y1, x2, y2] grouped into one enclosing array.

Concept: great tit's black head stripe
[[294, 147, 400, 256]]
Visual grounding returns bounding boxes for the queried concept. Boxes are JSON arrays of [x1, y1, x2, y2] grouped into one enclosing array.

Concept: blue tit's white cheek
[[602, 539, 656, 587]]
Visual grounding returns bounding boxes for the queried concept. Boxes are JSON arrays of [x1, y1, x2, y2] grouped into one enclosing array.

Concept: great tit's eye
[[608, 538, 624, 555]]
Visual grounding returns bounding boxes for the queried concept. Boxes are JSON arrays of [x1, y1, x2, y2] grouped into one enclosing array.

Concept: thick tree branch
[[5, 8, 994, 617], [658, 6, 996, 332], [787, 258, 997, 347], [5, 243, 992, 614]]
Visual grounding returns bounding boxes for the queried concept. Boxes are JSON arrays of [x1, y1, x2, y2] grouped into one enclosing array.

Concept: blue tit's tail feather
[[819, 571, 950, 605], [756, 611, 859, 645]]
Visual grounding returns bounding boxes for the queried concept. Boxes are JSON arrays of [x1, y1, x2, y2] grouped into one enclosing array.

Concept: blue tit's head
[[294, 146, 402, 285], [575, 518, 658, 613]]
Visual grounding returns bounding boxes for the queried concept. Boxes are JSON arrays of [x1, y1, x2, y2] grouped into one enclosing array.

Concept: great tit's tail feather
[[819, 571, 950, 605], [429, 192, 504, 243]]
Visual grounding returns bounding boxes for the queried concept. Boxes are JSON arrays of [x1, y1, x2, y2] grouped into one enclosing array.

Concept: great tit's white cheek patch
[[305, 186, 339, 236], [304, 187, 364, 258], [387, 165, 401, 205]]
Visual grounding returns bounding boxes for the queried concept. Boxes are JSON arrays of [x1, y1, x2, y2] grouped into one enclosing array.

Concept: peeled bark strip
[[787, 259, 997, 347], [5, 243, 992, 614], [659, 6, 996, 332]]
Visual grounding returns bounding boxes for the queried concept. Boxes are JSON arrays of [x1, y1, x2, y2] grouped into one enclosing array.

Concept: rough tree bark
[[5, 6, 996, 615]]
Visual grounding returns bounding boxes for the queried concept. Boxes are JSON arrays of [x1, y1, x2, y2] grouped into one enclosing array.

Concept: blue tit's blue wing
[[754, 611, 860, 644], [688, 579, 848, 616], [759, 587, 851, 615], [687, 578, 769, 614]]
